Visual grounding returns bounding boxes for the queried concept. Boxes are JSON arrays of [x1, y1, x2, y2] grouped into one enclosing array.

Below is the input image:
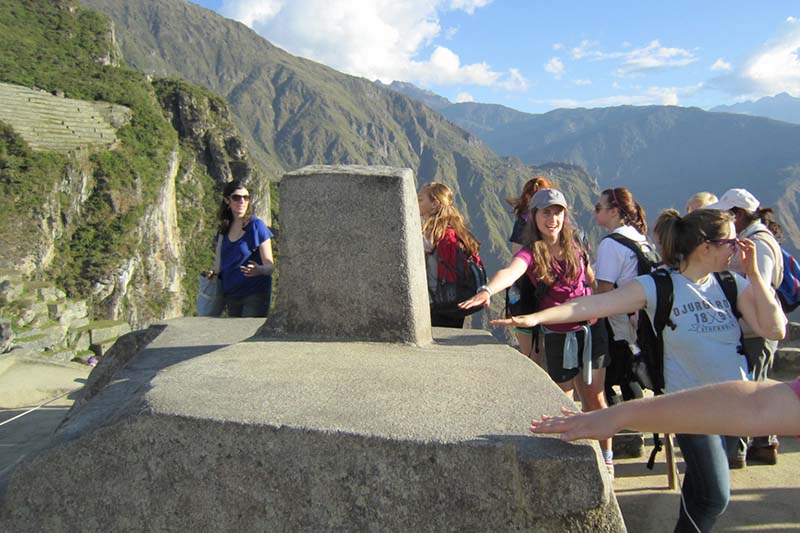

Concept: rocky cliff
[[0, 0, 270, 327]]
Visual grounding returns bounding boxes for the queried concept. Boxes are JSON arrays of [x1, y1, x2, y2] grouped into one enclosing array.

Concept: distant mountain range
[[711, 93, 800, 125], [76, 0, 800, 262], [383, 82, 800, 255]]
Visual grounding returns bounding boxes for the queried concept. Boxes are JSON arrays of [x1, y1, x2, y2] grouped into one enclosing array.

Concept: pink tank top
[[790, 378, 800, 401]]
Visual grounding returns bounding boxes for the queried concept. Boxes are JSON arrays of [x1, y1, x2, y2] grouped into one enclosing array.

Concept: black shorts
[[543, 320, 610, 384]]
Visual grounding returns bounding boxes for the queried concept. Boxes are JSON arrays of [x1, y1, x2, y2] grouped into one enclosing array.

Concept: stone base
[[1, 319, 624, 532]]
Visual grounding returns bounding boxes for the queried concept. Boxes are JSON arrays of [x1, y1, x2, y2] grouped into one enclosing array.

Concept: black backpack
[[504, 274, 547, 318], [601, 233, 661, 277], [430, 246, 487, 318], [635, 269, 742, 468]]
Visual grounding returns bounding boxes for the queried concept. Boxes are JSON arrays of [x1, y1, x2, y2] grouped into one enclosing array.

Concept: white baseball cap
[[705, 188, 760, 212]]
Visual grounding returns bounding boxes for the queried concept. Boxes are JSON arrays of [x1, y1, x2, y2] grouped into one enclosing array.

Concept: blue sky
[[191, 1, 800, 113]]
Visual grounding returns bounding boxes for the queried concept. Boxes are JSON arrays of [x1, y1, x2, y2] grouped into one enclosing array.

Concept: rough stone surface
[[0, 280, 22, 304], [0, 319, 624, 532], [257, 165, 432, 345], [0, 319, 12, 354]]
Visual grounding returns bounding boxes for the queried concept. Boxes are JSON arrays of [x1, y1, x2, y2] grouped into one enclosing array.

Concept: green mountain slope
[[0, 0, 268, 325]]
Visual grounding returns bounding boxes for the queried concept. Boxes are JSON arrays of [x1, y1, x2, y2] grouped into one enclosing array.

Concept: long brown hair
[[507, 176, 554, 218], [420, 182, 480, 256], [602, 187, 648, 234], [526, 206, 583, 285], [733, 206, 784, 242], [654, 208, 734, 268]]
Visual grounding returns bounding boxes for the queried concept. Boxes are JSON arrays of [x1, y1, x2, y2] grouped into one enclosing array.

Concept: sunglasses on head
[[230, 194, 250, 202]]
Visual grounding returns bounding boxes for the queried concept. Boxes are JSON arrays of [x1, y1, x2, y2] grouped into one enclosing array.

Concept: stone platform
[[0, 318, 624, 531]]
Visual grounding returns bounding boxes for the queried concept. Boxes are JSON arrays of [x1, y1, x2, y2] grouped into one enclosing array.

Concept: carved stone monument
[[0, 166, 625, 532], [258, 165, 431, 344]]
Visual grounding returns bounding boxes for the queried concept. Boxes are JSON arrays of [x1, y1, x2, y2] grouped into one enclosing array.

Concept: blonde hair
[[420, 182, 480, 256], [685, 192, 718, 214]]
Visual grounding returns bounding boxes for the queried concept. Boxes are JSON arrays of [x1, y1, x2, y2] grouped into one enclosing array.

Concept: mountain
[[711, 93, 800, 125], [78, 0, 605, 333], [386, 83, 800, 254], [376, 81, 452, 111], [0, 0, 271, 326]]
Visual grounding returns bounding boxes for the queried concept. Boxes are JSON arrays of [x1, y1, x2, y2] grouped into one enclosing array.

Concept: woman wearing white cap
[[459, 188, 614, 475], [707, 188, 785, 467]]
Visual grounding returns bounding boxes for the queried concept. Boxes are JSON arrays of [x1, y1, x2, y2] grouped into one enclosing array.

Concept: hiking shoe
[[747, 443, 778, 465], [728, 454, 746, 469], [605, 461, 615, 480]]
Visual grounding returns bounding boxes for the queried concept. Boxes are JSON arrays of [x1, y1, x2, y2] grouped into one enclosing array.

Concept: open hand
[[490, 313, 541, 329], [530, 407, 616, 441], [458, 291, 491, 310]]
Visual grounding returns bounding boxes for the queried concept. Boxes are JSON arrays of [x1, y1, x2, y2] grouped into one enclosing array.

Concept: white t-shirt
[[595, 225, 649, 344], [636, 271, 750, 394]]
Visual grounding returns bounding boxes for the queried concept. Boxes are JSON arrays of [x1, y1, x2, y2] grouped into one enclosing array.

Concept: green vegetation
[[0, 0, 186, 313]]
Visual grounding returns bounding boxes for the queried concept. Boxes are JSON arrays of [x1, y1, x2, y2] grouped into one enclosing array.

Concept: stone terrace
[[0, 82, 130, 152]]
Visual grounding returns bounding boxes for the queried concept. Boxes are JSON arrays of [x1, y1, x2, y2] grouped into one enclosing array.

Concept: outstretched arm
[[458, 256, 529, 309], [490, 277, 647, 328], [530, 379, 800, 441]]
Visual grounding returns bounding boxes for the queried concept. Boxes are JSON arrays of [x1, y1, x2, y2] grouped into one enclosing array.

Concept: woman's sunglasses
[[594, 203, 612, 213], [708, 238, 739, 250], [230, 194, 250, 202]]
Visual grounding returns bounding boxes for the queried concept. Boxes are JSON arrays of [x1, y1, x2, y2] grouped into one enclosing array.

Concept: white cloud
[[454, 91, 474, 103], [447, 0, 493, 14], [711, 17, 800, 97], [574, 79, 592, 86], [497, 67, 528, 91], [442, 26, 458, 40], [571, 40, 599, 59], [615, 40, 698, 75], [218, 0, 522, 91], [552, 43, 564, 51], [537, 83, 704, 108], [568, 39, 697, 76], [711, 58, 732, 72], [544, 57, 564, 79]]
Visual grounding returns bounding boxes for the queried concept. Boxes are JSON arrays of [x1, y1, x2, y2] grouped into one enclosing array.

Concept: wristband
[[478, 285, 493, 297]]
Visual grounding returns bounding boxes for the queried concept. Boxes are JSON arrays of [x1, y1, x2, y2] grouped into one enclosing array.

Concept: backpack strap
[[714, 271, 741, 319], [603, 233, 657, 276], [645, 268, 673, 470], [714, 271, 746, 356], [651, 269, 675, 334], [749, 229, 784, 289]]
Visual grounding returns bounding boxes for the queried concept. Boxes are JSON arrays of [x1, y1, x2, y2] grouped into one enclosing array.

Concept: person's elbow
[[765, 321, 786, 341]]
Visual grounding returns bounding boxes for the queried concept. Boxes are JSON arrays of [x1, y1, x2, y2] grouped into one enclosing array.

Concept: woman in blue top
[[492, 208, 785, 533], [210, 180, 275, 317]]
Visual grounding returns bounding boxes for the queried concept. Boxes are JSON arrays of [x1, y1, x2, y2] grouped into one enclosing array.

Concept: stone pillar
[[258, 165, 431, 345]]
